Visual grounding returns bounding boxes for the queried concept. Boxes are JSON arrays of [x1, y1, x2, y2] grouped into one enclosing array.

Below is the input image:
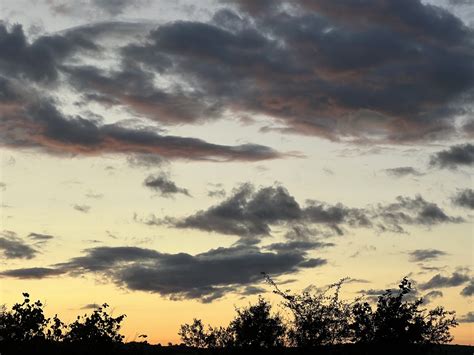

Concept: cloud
[[384, 167, 424, 177], [73, 204, 91, 213], [264, 240, 334, 253], [408, 249, 447, 262], [429, 144, 474, 169], [451, 188, 474, 209], [419, 272, 470, 290], [47, 0, 149, 17], [299, 258, 327, 268], [151, 183, 462, 239], [374, 195, 463, 233], [27, 232, 55, 241], [170, 184, 303, 239], [0, 23, 97, 83], [0, 78, 284, 162], [458, 312, 474, 323], [460, 280, 474, 297], [80, 303, 101, 310], [0, 267, 65, 278], [208, 188, 226, 198], [423, 290, 443, 303], [1, 1, 473, 154], [0, 244, 326, 302], [127, 154, 167, 168], [0, 232, 37, 259], [143, 173, 190, 197], [448, 0, 473, 6], [115, 0, 474, 143]]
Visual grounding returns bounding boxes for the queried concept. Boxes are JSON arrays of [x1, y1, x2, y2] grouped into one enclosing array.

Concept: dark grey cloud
[[1, 0, 473, 154], [448, 0, 473, 6], [460, 280, 474, 297], [0, 23, 96, 83], [0, 232, 37, 259], [27, 232, 55, 241], [265, 240, 334, 253], [81, 303, 101, 310], [374, 195, 463, 233], [408, 249, 447, 262], [430, 144, 474, 169], [47, 0, 150, 17], [419, 272, 470, 290], [127, 154, 167, 168], [208, 188, 226, 198], [384, 167, 424, 177], [91, 0, 148, 15], [152, 183, 462, 239], [423, 290, 443, 303], [73, 204, 91, 213], [240, 285, 267, 296], [458, 312, 474, 323], [0, 244, 326, 302], [171, 184, 302, 238], [0, 267, 65, 278], [299, 257, 327, 268], [0, 80, 283, 162], [114, 0, 474, 143], [451, 188, 474, 209], [144, 173, 190, 197]]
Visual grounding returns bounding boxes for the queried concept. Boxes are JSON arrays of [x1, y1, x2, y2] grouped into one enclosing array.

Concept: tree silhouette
[[229, 296, 286, 348], [178, 318, 208, 348], [0, 293, 51, 342], [63, 303, 126, 344], [351, 277, 458, 345], [265, 274, 352, 347], [179, 296, 285, 348]]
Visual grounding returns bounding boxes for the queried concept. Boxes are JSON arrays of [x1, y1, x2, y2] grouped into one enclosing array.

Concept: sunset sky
[[0, 0, 473, 345]]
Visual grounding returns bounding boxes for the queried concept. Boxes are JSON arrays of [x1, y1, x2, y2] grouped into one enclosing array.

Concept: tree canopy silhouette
[[63, 303, 126, 344]]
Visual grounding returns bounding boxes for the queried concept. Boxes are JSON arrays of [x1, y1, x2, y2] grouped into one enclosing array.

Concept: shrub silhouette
[[351, 277, 458, 345], [63, 303, 126, 344]]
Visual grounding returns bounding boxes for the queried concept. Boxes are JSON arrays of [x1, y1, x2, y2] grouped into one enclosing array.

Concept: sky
[[0, 0, 473, 345]]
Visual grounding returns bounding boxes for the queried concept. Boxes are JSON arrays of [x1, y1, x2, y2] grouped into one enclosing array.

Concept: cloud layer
[[0, 244, 326, 302], [146, 183, 463, 240]]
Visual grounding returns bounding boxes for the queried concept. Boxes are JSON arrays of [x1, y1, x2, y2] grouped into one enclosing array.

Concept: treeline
[[179, 276, 457, 348], [0, 277, 467, 355]]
